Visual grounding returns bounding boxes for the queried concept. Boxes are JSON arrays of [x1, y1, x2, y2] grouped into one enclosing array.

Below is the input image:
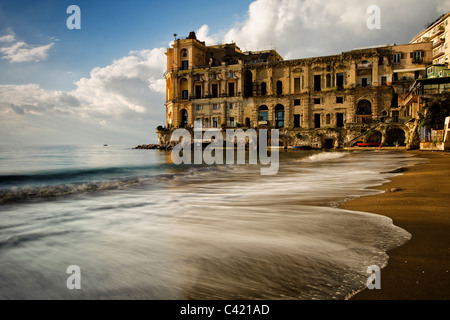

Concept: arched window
[[181, 49, 188, 57], [277, 81, 283, 95], [244, 70, 253, 97], [261, 82, 267, 95]]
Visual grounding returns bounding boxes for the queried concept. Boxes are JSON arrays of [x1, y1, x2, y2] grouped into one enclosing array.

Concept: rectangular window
[[362, 78, 368, 87], [213, 117, 218, 128], [379, 57, 384, 65], [196, 105, 201, 111], [228, 83, 235, 97], [411, 51, 423, 62], [213, 74, 217, 80], [314, 75, 321, 91], [336, 73, 344, 89], [212, 84, 218, 98], [393, 53, 401, 64], [336, 113, 344, 128], [182, 90, 189, 100], [213, 104, 218, 110], [195, 85, 202, 99], [314, 98, 321, 105], [326, 74, 331, 88], [181, 60, 189, 70], [314, 114, 321, 129], [294, 99, 301, 106], [336, 97, 344, 104], [294, 114, 300, 128], [393, 73, 399, 81], [294, 78, 301, 93], [229, 72, 234, 79], [230, 117, 235, 127], [381, 76, 387, 85], [229, 103, 234, 110]]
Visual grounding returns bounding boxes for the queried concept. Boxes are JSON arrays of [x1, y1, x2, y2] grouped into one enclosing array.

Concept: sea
[[0, 145, 422, 300]]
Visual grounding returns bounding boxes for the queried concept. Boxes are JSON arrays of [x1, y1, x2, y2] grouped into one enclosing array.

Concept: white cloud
[[0, 47, 167, 124], [222, 0, 450, 59], [0, 32, 54, 63], [0, 34, 15, 42]]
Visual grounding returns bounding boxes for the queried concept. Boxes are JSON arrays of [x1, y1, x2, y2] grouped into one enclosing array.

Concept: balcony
[[188, 92, 242, 100], [356, 115, 373, 124], [357, 62, 373, 69], [433, 47, 445, 59], [432, 38, 445, 48]]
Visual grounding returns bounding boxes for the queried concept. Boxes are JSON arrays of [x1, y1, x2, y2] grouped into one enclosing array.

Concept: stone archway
[[366, 131, 382, 143], [386, 127, 406, 146]]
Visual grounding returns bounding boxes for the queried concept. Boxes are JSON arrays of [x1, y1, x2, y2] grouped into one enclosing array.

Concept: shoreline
[[341, 150, 450, 300]]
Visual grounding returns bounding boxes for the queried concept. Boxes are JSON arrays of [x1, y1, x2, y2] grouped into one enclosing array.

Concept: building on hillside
[[160, 32, 432, 148], [411, 12, 450, 65]]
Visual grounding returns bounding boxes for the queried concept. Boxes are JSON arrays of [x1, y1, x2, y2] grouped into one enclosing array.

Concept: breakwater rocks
[[133, 144, 174, 150]]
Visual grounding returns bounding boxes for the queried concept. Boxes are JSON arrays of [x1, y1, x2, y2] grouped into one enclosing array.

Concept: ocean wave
[[0, 164, 169, 184], [0, 178, 145, 204], [301, 152, 348, 163]]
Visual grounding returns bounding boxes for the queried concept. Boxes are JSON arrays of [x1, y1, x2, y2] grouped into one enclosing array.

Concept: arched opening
[[244, 70, 253, 97], [180, 109, 188, 128], [275, 105, 285, 128], [179, 78, 189, 100], [366, 131, 382, 144], [258, 105, 269, 123], [356, 99, 372, 124], [276, 80, 283, 95], [261, 82, 267, 96], [386, 128, 406, 146], [181, 49, 189, 70], [245, 117, 251, 128]]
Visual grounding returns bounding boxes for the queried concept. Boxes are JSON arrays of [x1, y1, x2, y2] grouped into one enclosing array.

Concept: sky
[[0, 0, 449, 145]]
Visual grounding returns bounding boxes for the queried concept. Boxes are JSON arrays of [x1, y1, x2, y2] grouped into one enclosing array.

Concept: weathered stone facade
[[160, 32, 432, 148]]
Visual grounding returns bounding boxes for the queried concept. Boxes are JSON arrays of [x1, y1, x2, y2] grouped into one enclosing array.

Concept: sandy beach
[[343, 150, 450, 300]]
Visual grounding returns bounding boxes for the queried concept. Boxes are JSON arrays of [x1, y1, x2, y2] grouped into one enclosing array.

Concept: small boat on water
[[357, 143, 381, 147]]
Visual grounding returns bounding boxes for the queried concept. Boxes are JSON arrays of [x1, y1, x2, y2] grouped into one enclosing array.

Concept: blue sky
[[0, 0, 448, 145], [0, 0, 253, 91]]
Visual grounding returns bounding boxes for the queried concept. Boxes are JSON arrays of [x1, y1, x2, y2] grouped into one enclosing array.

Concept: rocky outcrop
[[134, 144, 174, 150]]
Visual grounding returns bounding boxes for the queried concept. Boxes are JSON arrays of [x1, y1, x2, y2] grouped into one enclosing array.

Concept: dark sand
[[343, 150, 450, 300]]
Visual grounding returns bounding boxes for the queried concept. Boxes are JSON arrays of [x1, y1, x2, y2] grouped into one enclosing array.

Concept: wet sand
[[343, 150, 450, 300]]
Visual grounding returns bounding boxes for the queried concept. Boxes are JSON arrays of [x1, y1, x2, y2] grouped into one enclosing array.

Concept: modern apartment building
[[411, 12, 450, 65]]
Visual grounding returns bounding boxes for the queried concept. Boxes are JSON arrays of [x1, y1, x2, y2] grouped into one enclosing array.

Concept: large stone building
[[161, 31, 432, 148]]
